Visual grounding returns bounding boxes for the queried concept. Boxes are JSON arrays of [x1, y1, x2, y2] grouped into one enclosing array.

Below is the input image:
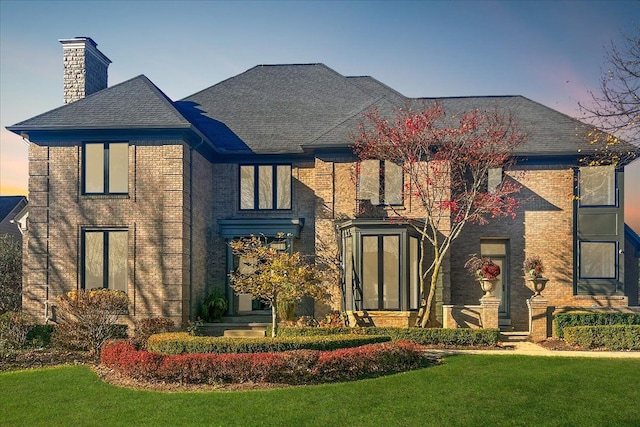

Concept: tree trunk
[[271, 300, 278, 338], [420, 262, 440, 328]]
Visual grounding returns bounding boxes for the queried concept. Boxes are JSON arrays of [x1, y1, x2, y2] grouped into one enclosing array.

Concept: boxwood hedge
[[555, 312, 640, 338], [146, 332, 390, 355], [271, 326, 500, 346], [564, 325, 640, 350]]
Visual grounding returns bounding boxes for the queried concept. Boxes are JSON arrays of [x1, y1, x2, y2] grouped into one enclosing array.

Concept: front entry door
[[481, 240, 510, 321]]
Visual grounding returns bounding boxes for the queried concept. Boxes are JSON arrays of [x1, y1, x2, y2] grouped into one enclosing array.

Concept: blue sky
[[1, 0, 639, 229]]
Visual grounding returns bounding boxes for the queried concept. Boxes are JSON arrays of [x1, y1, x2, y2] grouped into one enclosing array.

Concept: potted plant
[[200, 289, 228, 322], [465, 255, 501, 297], [523, 255, 548, 296]]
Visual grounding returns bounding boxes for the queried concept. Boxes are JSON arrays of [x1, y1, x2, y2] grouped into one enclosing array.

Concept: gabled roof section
[[408, 96, 639, 159], [7, 75, 193, 132], [178, 64, 407, 154]]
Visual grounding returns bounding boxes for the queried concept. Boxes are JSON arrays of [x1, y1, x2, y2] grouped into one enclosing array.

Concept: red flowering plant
[[523, 255, 544, 278], [465, 255, 501, 280]]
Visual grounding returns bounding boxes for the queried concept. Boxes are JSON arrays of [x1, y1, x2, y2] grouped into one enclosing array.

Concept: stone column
[[527, 296, 549, 342], [480, 297, 500, 329]]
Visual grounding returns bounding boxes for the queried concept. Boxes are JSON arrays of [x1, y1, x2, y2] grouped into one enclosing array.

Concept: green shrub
[[53, 289, 130, 354], [146, 332, 390, 355], [272, 326, 500, 346], [199, 289, 228, 322], [0, 310, 36, 349], [554, 312, 640, 338], [26, 324, 55, 347], [564, 325, 640, 350], [132, 317, 175, 349]]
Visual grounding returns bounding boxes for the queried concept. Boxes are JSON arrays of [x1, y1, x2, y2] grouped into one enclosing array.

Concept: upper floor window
[[487, 167, 503, 194], [358, 160, 403, 206], [579, 165, 616, 207], [84, 142, 129, 194], [239, 164, 291, 210], [82, 229, 128, 292]]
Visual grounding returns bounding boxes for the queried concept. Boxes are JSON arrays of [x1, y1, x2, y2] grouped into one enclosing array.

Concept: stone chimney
[[59, 37, 111, 104]]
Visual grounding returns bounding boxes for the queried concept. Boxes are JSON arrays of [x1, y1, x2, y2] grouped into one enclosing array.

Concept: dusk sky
[[1, 0, 638, 230]]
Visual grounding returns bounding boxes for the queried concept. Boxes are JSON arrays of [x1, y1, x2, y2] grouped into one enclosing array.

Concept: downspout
[[189, 138, 205, 321]]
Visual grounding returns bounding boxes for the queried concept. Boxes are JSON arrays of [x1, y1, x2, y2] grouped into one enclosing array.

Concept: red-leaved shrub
[[101, 340, 434, 385]]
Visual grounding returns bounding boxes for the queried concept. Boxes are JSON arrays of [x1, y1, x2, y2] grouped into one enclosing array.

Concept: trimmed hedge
[[555, 312, 640, 338], [101, 340, 436, 385], [271, 326, 500, 347], [146, 332, 390, 355], [564, 325, 640, 350]]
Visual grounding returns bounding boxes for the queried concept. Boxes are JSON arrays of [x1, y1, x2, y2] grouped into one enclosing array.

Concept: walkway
[[428, 333, 640, 358]]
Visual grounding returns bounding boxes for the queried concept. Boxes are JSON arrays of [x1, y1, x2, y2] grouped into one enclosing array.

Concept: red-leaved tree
[[354, 103, 526, 327]]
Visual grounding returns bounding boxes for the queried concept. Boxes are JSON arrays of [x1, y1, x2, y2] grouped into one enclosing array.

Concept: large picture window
[[240, 164, 291, 210], [339, 221, 421, 312], [84, 142, 129, 194], [82, 229, 128, 292], [579, 165, 616, 206], [358, 160, 403, 206]]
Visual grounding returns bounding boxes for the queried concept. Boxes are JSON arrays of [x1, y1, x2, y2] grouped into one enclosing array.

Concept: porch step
[[200, 321, 270, 337], [500, 332, 530, 342], [220, 314, 272, 324], [224, 329, 266, 338]]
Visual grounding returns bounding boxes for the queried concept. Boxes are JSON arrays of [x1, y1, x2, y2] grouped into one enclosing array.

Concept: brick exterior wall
[[22, 140, 201, 328], [23, 143, 636, 331]]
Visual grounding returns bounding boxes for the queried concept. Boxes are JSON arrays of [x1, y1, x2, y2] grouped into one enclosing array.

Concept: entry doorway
[[481, 239, 510, 322]]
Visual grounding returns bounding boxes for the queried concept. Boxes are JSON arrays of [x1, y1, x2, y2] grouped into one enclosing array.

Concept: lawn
[[2, 354, 639, 426]]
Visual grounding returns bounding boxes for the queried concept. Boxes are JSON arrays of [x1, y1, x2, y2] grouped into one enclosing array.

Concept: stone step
[[500, 332, 530, 342], [224, 329, 266, 338], [220, 314, 272, 323]]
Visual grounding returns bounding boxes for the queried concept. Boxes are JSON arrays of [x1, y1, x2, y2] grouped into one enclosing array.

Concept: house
[[7, 37, 640, 333], [0, 196, 28, 242]]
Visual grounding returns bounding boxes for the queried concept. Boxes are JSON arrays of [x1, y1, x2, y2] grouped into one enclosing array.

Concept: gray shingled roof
[[178, 64, 407, 154], [7, 75, 193, 131], [8, 63, 636, 160]]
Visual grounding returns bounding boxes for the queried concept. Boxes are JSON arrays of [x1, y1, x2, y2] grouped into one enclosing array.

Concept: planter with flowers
[[465, 255, 501, 297], [523, 255, 548, 296]]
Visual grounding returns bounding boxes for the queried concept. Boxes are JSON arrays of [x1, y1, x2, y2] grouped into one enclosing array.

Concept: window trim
[[238, 164, 292, 211], [82, 142, 129, 195], [81, 228, 129, 292]]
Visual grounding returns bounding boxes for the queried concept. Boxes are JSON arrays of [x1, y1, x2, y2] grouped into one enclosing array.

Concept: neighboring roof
[[625, 224, 640, 257], [0, 196, 27, 223], [7, 75, 194, 132]]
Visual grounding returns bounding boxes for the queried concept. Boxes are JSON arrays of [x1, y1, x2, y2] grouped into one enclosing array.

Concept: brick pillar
[[527, 296, 549, 342], [480, 297, 500, 329]]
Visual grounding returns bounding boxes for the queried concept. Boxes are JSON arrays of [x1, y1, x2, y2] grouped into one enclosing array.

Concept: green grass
[[2, 355, 640, 426]]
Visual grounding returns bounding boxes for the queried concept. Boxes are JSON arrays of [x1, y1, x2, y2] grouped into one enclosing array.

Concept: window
[[339, 222, 421, 312], [579, 241, 617, 279], [362, 235, 400, 310], [358, 160, 403, 206], [579, 166, 616, 206], [82, 229, 128, 292], [239, 165, 291, 210], [488, 168, 503, 194], [84, 143, 128, 194]]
